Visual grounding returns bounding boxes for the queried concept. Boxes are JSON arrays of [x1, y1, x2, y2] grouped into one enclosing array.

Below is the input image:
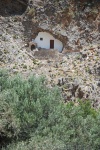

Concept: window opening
[[40, 38, 43, 41]]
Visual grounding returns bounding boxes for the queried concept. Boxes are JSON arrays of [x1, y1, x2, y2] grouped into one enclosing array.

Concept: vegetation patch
[[0, 69, 100, 150]]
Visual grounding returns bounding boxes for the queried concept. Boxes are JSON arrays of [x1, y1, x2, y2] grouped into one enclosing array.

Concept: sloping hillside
[[0, 0, 100, 107]]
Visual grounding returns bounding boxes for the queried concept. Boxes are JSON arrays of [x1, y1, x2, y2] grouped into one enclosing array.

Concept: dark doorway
[[50, 40, 54, 49], [31, 44, 36, 50]]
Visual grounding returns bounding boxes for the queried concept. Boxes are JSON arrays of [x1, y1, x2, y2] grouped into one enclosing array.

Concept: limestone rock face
[[0, 0, 100, 107], [23, 0, 100, 51]]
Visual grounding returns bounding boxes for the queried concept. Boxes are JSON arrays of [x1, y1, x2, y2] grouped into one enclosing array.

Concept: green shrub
[[0, 69, 100, 150], [0, 69, 61, 146]]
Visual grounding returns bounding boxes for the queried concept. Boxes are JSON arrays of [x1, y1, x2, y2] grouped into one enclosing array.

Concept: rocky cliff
[[0, 0, 100, 107], [23, 0, 100, 51]]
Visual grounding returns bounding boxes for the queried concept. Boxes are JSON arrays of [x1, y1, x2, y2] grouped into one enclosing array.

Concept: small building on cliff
[[33, 32, 63, 52]]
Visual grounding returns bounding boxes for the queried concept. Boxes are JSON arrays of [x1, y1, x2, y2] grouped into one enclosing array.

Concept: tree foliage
[[0, 69, 100, 150]]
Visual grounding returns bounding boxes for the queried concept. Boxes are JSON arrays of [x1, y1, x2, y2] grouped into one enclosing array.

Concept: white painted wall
[[34, 32, 63, 52]]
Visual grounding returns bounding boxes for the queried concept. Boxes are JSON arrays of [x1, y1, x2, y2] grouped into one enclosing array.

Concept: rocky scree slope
[[0, 0, 100, 107]]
